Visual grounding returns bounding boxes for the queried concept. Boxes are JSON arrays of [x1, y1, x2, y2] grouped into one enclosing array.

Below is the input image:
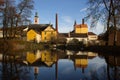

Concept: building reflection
[[26, 50, 58, 80], [66, 50, 98, 73], [1, 49, 120, 80]]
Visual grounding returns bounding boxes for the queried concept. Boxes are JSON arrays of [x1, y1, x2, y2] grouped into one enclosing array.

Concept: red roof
[[75, 24, 88, 28]]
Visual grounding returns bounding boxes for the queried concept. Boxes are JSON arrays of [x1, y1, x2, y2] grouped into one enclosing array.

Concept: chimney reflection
[[34, 67, 39, 80]]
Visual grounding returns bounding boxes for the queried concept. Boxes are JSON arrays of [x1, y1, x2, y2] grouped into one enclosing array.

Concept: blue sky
[[32, 0, 104, 34]]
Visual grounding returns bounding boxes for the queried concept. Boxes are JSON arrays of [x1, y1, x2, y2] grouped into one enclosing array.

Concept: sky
[[32, 0, 104, 34]]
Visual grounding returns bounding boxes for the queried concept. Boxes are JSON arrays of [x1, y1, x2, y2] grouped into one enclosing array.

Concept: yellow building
[[75, 24, 88, 34], [27, 29, 36, 41], [41, 50, 57, 66], [74, 19, 88, 34], [26, 52, 36, 64], [26, 12, 57, 43], [41, 26, 57, 42], [26, 24, 57, 42]]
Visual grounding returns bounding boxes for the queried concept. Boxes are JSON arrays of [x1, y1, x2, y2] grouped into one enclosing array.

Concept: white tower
[[34, 12, 39, 24]]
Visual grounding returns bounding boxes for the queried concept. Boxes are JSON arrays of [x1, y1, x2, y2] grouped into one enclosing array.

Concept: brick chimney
[[82, 18, 84, 24], [56, 13, 58, 33]]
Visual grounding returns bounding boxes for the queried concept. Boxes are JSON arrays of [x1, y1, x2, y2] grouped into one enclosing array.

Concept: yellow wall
[[75, 59, 88, 68], [27, 29, 37, 41], [75, 27, 88, 34], [26, 52, 36, 64], [41, 26, 57, 42], [27, 26, 57, 42], [41, 50, 57, 62]]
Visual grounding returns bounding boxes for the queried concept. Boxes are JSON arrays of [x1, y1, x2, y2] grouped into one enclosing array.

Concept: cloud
[[88, 20, 105, 35], [80, 7, 87, 12], [61, 16, 73, 23], [58, 16, 74, 33], [61, 67, 73, 74], [59, 23, 73, 33]]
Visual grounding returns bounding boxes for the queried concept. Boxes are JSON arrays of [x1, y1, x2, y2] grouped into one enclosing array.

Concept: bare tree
[[0, 0, 34, 38], [13, 0, 34, 37], [86, 0, 120, 46]]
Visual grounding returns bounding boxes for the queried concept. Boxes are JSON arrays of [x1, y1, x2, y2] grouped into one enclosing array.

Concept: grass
[[0, 39, 50, 52]]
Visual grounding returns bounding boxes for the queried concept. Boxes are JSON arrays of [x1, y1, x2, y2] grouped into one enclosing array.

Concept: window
[[45, 32, 46, 35], [44, 37, 46, 40], [51, 32, 53, 35]]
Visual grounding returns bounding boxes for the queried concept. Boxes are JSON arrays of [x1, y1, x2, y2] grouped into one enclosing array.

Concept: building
[[108, 30, 120, 46], [59, 19, 98, 45], [24, 12, 57, 43], [0, 30, 3, 38], [74, 19, 88, 34], [26, 24, 57, 43]]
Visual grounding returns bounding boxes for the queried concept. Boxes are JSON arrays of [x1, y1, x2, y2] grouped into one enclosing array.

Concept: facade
[[0, 30, 3, 38], [74, 19, 88, 34], [27, 29, 37, 41], [108, 30, 120, 46], [66, 33, 88, 44], [63, 19, 98, 45], [25, 12, 57, 43], [26, 24, 57, 43], [41, 26, 57, 42], [75, 24, 88, 34], [88, 32, 98, 40]]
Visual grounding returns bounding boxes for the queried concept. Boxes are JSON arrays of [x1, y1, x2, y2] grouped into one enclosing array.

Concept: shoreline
[[0, 39, 120, 55], [56, 44, 120, 55]]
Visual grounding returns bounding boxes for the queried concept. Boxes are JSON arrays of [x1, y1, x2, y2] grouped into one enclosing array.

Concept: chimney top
[[56, 13, 58, 33], [82, 19, 84, 24]]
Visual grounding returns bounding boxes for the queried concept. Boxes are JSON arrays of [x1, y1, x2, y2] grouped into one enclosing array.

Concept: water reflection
[[105, 56, 120, 80], [0, 49, 120, 80]]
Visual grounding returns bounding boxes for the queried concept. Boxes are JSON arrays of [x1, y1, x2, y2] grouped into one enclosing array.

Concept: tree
[[0, 0, 34, 38], [86, 0, 120, 46]]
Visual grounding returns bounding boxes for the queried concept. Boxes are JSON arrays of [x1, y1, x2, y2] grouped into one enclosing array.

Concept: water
[[0, 49, 120, 80]]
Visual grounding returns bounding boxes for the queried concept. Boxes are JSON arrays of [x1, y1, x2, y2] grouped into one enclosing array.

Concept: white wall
[[66, 37, 88, 44], [88, 35, 98, 40]]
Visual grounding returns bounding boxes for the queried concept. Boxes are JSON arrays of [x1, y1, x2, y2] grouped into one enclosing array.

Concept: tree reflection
[[1, 48, 31, 80], [105, 55, 120, 80]]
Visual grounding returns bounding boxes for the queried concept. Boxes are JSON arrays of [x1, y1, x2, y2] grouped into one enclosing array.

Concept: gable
[[44, 26, 55, 31], [27, 29, 37, 35]]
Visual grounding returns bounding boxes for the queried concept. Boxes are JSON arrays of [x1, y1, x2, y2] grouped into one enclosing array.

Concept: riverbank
[[0, 39, 51, 52], [1, 39, 120, 55], [56, 44, 120, 55]]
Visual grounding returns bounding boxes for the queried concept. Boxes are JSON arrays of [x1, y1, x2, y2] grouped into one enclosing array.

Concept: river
[[0, 49, 120, 80]]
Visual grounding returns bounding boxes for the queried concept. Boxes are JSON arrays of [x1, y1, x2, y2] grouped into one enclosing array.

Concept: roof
[[58, 33, 68, 37], [75, 24, 88, 28], [88, 32, 97, 35], [58, 33, 88, 38], [70, 33, 88, 38], [21, 24, 54, 33]]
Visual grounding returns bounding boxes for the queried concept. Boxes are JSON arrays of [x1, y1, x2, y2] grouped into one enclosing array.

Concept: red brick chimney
[[82, 18, 84, 24], [56, 13, 58, 33]]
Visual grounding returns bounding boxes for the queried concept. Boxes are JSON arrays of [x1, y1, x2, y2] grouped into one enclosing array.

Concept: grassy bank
[[0, 39, 50, 52], [57, 44, 120, 54]]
